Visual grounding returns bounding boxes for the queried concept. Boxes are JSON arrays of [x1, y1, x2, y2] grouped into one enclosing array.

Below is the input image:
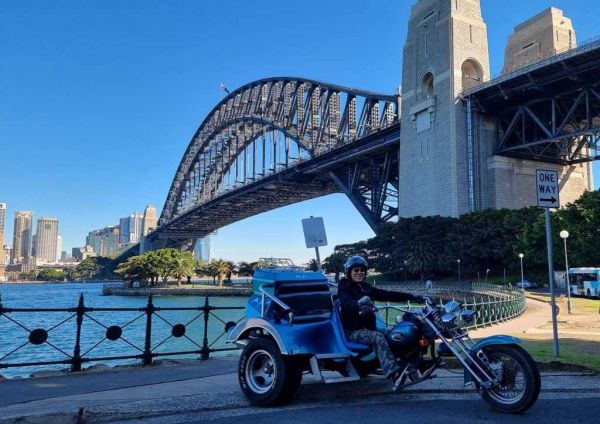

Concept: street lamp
[[560, 230, 572, 314], [518, 253, 524, 290], [457, 259, 461, 287], [403, 260, 408, 282], [485, 268, 490, 284]]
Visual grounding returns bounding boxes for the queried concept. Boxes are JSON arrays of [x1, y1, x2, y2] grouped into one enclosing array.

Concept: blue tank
[[386, 320, 420, 356]]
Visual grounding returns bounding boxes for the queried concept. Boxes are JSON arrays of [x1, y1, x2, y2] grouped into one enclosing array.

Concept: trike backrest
[[276, 280, 333, 315]]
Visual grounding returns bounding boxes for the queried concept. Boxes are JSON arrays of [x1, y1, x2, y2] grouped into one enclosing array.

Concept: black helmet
[[344, 255, 368, 277]]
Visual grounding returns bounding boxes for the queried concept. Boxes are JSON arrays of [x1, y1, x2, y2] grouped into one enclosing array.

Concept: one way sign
[[536, 169, 560, 208]]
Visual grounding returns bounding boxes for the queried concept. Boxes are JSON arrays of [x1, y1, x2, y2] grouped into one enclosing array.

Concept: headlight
[[441, 300, 462, 324], [444, 300, 461, 316]]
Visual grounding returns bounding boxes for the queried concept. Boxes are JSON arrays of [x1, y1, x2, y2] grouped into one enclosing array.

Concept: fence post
[[201, 296, 211, 360], [143, 294, 154, 366], [71, 293, 85, 372]]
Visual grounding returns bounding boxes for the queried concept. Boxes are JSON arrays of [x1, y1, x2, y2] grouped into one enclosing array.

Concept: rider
[[338, 255, 424, 390]]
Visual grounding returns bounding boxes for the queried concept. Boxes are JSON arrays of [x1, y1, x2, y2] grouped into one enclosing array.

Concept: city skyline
[[1, 0, 599, 264]]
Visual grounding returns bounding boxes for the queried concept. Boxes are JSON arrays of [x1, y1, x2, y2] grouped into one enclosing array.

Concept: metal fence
[[377, 282, 527, 329], [0, 282, 526, 376], [0, 294, 244, 375]]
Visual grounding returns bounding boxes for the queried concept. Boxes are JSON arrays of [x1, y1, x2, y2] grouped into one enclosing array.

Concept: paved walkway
[[0, 358, 598, 424], [469, 296, 549, 338]]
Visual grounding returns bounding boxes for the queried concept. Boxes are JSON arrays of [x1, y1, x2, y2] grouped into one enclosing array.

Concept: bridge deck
[[464, 37, 600, 111]]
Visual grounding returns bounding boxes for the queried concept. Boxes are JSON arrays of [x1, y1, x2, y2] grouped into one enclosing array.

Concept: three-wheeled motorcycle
[[226, 259, 540, 413]]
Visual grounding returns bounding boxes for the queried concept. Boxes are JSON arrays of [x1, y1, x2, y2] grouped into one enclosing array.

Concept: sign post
[[536, 169, 560, 358], [301, 216, 328, 272]]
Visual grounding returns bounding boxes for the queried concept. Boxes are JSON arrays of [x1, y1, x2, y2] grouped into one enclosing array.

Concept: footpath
[[0, 357, 599, 424]]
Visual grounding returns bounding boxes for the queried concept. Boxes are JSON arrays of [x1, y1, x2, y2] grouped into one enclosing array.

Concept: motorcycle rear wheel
[[478, 344, 540, 414]]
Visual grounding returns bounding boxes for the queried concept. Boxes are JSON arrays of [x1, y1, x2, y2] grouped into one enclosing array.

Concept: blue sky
[[1, 0, 598, 264]]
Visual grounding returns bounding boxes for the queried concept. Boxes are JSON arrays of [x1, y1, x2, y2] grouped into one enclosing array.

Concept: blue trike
[[227, 260, 540, 413]]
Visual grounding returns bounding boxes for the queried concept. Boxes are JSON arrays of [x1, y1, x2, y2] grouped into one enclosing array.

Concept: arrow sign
[[536, 169, 560, 208]]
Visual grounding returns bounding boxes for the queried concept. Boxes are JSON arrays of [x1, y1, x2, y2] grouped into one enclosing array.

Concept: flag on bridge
[[220, 82, 230, 95]]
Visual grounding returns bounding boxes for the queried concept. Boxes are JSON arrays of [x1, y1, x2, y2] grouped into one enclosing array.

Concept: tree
[[115, 255, 150, 286], [304, 259, 319, 272], [323, 252, 345, 282], [210, 259, 233, 286], [171, 251, 196, 287], [37, 268, 67, 281], [76, 258, 100, 280], [237, 261, 257, 276]]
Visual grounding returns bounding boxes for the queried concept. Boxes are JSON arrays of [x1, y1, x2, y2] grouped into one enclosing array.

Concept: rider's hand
[[358, 296, 376, 315], [358, 296, 374, 307], [359, 304, 377, 315]]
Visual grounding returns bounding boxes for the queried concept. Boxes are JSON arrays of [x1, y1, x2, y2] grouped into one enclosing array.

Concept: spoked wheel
[[238, 338, 303, 406], [478, 345, 540, 414]]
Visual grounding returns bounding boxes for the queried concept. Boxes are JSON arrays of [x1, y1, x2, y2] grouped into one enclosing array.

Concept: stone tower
[[479, 7, 593, 210], [503, 7, 576, 73], [399, 0, 490, 217]]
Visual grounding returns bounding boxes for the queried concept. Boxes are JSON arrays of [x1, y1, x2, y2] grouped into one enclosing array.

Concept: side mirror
[[425, 280, 433, 295]]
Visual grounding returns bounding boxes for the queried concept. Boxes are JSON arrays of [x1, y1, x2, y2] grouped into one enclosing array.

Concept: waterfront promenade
[[0, 357, 599, 424]]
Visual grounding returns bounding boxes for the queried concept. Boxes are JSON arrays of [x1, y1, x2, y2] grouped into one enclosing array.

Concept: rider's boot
[[390, 365, 409, 392]]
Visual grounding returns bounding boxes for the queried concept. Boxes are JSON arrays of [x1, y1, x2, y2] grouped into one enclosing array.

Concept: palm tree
[[304, 259, 319, 272], [172, 251, 196, 287], [407, 242, 436, 281], [210, 259, 233, 287]]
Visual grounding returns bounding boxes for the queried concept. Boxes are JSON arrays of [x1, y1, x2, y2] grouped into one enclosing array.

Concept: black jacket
[[338, 278, 419, 332]]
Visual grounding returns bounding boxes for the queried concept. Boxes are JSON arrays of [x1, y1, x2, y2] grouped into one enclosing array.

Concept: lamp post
[[457, 259, 461, 288], [403, 260, 408, 282], [485, 268, 490, 284], [518, 253, 524, 291], [560, 230, 572, 314]]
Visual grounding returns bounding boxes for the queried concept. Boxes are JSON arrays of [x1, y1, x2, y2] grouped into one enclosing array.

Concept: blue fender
[[464, 335, 522, 384]]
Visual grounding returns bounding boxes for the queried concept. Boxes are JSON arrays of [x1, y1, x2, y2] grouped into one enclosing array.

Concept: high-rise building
[[87, 226, 120, 255], [0, 203, 6, 262], [72, 247, 83, 261], [0, 203, 5, 264], [142, 205, 157, 236], [12, 211, 33, 264], [119, 212, 143, 245], [36, 217, 59, 263], [56, 235, 63, 262], [193, 236, 211, 262], [61, 251, 68, 261], [3, 245, 11, 265]]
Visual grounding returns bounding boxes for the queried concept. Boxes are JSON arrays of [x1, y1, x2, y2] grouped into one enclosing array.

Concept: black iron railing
[[0, 294, 245, 374]]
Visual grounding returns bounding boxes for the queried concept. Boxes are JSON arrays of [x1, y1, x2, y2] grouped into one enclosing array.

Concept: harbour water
[[0, 282, 246, 378]]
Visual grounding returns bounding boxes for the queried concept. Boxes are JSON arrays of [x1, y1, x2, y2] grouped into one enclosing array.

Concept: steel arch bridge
[[146, 77, 401, 250]]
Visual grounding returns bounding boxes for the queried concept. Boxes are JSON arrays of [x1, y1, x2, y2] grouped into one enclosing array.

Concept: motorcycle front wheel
[[478, 344, 541, 414]]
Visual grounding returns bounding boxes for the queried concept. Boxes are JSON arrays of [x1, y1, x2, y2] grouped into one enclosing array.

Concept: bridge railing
[[463, 33, 600, 96], [0, 294, 244, 378]]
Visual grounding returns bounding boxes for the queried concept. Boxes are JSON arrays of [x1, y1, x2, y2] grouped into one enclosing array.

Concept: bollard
[[143, 294, 154, 366], [71, 293, 85, 372], [201, 296, 211, 360]]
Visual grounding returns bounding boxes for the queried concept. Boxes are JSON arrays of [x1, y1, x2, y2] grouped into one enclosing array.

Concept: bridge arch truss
[[159, 78, 400, 231]]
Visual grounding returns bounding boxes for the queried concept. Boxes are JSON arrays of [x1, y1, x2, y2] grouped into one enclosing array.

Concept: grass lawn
[[521, 294, 600, 372]]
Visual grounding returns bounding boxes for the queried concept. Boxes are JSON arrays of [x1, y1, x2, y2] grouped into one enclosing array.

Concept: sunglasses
[[351, 268, 366, 273]]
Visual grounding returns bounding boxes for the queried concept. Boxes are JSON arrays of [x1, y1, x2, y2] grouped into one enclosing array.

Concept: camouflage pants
[[348, 328, 400, 378]]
